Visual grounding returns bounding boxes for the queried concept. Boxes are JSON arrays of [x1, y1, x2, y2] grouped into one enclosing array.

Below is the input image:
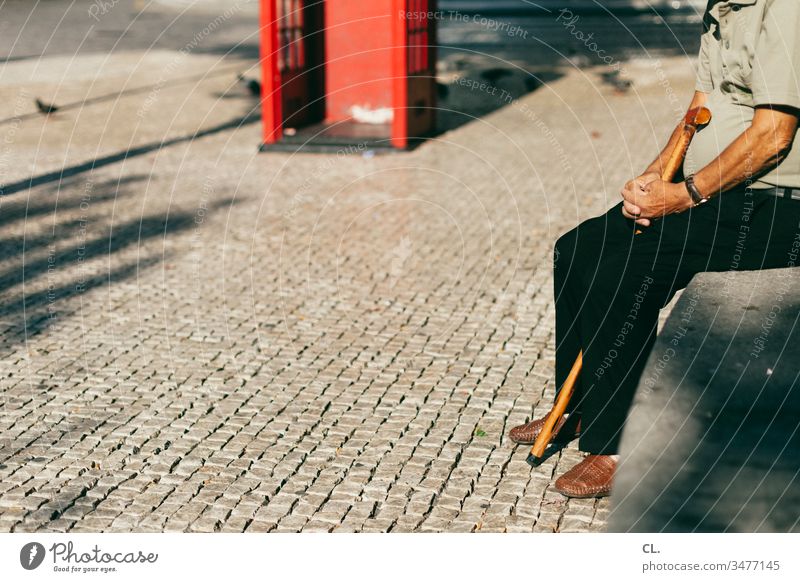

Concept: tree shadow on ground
[[0, 173, 237, 354], [0, 114, 259, 197]]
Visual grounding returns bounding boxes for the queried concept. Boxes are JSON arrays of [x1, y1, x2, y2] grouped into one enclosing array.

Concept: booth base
[[259, 120, 425, 154]]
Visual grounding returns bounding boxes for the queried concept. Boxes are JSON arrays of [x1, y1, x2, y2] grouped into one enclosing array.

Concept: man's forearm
[[692, 107, 798, 199], [623, 105, 798, 223]]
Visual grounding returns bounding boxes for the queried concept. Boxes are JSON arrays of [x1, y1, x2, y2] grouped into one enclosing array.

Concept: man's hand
[[620, 172, 660, 226], [621, 179, 694, 228]]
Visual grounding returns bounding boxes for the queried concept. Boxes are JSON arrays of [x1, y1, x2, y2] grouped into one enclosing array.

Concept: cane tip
[[526, 453, 544, 468]]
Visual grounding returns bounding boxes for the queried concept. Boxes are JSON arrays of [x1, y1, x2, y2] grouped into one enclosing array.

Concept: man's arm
[[620, 91, 708, 222], [693, 105, 799, 196], [620, 0, 712, 219], [625, 0, 800, 225], [622, 105, 800, 226]]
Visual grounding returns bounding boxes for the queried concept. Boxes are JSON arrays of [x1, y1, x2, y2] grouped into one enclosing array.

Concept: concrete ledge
[[609, 268, 800, 532]]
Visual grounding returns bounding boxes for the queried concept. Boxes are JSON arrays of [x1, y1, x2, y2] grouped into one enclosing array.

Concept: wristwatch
[[685, 174, 709, 206]]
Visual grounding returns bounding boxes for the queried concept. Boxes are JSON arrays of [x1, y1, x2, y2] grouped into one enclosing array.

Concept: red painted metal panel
[[324, 1, 395, 122], [260, 0, 282, 144], [260, 0, 436, 150], [391, 0, 408, 148]]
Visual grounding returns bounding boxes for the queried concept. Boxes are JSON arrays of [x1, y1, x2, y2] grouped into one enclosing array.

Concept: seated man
[[509, 0, 800, 498]]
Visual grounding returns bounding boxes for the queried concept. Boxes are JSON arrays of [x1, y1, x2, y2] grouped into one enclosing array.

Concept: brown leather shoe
[[554, 454, 617, 498], [508, 413, 581, 445]]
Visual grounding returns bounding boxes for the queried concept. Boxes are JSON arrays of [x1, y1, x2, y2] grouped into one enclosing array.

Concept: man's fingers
[[621, 205, 647, 223], [621, 184, 645, 202], [622, 204, 651, 226], [623, 200, 641, 216], [621, 183, 633, 198]]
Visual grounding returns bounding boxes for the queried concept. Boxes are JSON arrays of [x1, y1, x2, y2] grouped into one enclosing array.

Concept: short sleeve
[[695, 26, 714, 93], [751, 0, 800, 109]]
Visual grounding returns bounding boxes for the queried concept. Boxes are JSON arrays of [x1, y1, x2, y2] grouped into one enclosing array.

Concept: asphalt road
[[0, 0, 260, 62], [1, 0, 701, 70]]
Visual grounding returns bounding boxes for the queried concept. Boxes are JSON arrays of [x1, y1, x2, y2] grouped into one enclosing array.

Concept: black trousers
[[554, 188, 800, 454]]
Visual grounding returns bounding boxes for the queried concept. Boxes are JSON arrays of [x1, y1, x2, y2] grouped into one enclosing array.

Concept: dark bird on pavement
[[452, 57, 470, 71], [480, 67, 513, 84], [237, 73, 262, 97], [599, 70, 633, 94], [35, 98, 59, 114]]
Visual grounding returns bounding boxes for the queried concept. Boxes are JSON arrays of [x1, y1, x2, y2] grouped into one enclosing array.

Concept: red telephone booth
[[259, 0, 437, 152]]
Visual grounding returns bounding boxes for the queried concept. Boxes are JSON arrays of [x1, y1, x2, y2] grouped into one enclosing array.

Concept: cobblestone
[[0, 43, 694, 532]]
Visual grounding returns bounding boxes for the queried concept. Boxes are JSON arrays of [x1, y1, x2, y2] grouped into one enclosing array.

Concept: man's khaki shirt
[[684, 0, 800, 189]]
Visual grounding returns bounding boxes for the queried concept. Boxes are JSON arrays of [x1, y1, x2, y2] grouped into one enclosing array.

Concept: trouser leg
[[577, 254, 688, 454], [572, 190, 800, 454], [573, 194, 733, 454], [553, 205, 639, 415]]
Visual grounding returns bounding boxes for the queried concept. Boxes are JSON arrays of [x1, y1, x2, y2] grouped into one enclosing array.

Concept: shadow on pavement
[[0, 113, 260, 197], [0, 174, 238, 353]]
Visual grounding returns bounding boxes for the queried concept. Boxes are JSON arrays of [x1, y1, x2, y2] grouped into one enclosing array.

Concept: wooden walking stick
[[659, 106, 712, 181], [527, 106, 712, 467]]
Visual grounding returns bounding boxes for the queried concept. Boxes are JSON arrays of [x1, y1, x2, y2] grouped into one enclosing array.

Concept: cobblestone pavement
[[0, 42, 694, 532]]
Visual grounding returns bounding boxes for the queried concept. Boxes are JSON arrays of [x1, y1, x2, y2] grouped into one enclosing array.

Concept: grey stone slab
[[610, 269, 800, 533]]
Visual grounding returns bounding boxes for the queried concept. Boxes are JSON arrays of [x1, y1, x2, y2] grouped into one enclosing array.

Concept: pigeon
[[237, 73, 261, 97], [599, 70, 633, 94], [452, 57, 471, 71], [35, 98, 59, 114]]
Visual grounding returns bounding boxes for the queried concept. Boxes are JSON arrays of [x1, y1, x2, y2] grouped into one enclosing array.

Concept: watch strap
[[685, 174, 707, 205]]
